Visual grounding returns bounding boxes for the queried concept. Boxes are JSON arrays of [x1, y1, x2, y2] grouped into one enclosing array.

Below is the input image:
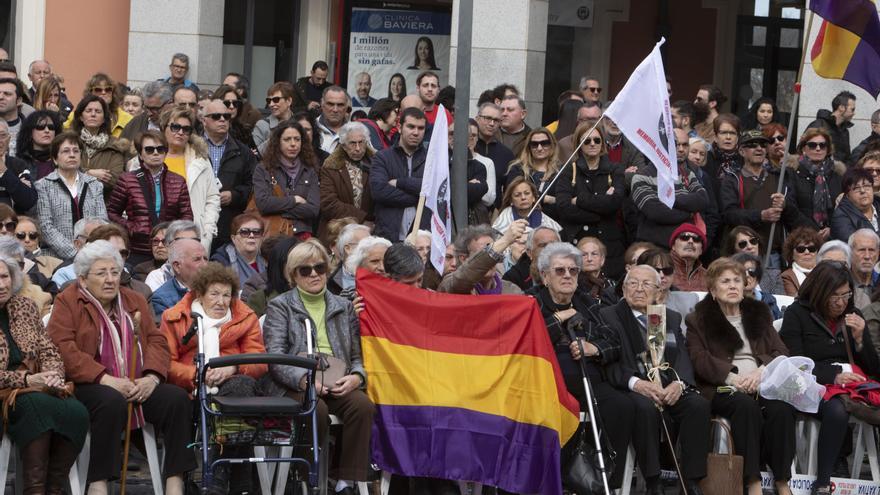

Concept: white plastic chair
[[0, 433, 81, 495], [77, 422, 164, 495], [796, 415, 880, 481]]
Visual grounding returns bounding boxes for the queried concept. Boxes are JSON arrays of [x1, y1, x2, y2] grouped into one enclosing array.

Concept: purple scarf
[[475, 274, 503, 295], [279, 156, 302, 185]]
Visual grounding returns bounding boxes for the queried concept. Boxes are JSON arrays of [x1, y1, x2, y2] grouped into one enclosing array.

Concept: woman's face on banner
[[417, 40, 430, 62]]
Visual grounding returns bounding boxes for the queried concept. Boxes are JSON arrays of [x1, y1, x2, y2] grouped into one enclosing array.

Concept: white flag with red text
[[604, 38, 677, 208], [419, 104, 451, 274]]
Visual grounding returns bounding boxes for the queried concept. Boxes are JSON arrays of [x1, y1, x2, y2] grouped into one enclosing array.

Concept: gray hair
[[0, 236, 25, 260], [623, 264, 662, 286], [405, 229, 431, 246], [338, 121, 369, 146], [74, 240, 123, 278], [141, 81, 173, 103], [689, 136, 710, 151], [872, 108, 880, 125], [164, 220, 201, 245], [168, 238, 205, 264], [453, 225, 497, 256], [579, 76, 599, 90], [536, 242, 582, 274], [73, 217, 108, 241], [817, 240, 852, 267], [171, 53, 190, 68], [849, 228, 880, 252], [0, 254, 24, 295], [335, 224, 371, 262], [345, 236, 392, 274], [527, 226, 560, 251], [383, 244, 425, 280], [478, 102, 501, 114]]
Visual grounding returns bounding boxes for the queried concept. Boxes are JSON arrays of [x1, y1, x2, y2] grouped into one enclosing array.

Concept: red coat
[[160, 292, 267, 392], [106, 165, 193, 256]]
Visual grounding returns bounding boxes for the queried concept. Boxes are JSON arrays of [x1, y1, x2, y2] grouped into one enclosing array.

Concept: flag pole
[[410, 195, 427, 240], [527, 115, 607, 217], [764, 10, 816, 269]]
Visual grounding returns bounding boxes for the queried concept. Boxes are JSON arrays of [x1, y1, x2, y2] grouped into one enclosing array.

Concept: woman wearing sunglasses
[[780, 227, 823, 296], [506, 128, 563, 222], [831, 168, 880, 242], [16, 110, 64, 184], [106, 131, 193, 266], [762, 122, 788, 169], [788, 127, 845, 241], [213, 84, 256, 152], [211, 212, 267, 287], [722, 225, 783, 295], [262, 239, 373, 494], [14, 215, 62, 279], [732, 252, 782, 319], [556, 122, 625, 279]]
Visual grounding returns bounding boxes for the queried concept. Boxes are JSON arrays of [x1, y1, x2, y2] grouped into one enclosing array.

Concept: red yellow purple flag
[[356, 269, 579, 495], [810, 0, 880, 97]]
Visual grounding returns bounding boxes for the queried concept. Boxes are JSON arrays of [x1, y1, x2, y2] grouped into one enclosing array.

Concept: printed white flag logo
[[604, 38, 677, 208], [420, 104, 451, 274]]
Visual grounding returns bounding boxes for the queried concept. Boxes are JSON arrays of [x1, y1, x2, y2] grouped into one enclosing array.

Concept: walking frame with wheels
[[190, 312, 321, 493]]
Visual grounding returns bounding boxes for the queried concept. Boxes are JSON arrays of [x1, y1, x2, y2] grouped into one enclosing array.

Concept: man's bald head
[[400, 94, 423, 112]]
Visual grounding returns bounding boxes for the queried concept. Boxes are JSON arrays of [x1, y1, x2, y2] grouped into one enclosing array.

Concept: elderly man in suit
[[599, 265, 710, 495]]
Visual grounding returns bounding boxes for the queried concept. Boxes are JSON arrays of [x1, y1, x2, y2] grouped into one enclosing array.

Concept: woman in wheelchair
[[262, 239, 374, 495], [0, 254, 89, 494], [47, 240, 196, 495], [161, 261, 268, 494]]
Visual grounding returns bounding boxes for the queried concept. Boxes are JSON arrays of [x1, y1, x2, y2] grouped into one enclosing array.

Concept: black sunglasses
[[745, 268, 759, 278], [266, 96, 287, 105], [771, 135, 786, 143], [805, 141, 828, 150], [142, 145, 168, 155], [223, 99, 242, 109], [677, 233, 702, 243], [795, 245, 818, 254], [206, 113, 232, 121], [0, 221, 17, 232], [654, 266, 674, 276], [237, 228, 264, 238], [34, 123, 56, 131], [737, 237, 759, 249], [169, 123, 193, 134], [552, 266, 579, 277], [296, 263, 328, 277], [584, 137, 603, 145], [529, 140, 552, 149], [15, 232, 38, 241]]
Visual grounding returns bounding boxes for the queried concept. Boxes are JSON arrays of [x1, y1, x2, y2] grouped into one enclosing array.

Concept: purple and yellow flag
[[357, 270, 580, 495], [810, 0, 880, 98]]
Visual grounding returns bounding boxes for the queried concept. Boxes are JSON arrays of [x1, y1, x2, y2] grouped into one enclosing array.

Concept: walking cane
[[120, 327, 141, 495], [566, 326, 612, 495]]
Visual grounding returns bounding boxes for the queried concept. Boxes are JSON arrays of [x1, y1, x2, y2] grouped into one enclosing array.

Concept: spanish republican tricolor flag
[[357, 270, 580, 495], [810, 0, 880, 98]]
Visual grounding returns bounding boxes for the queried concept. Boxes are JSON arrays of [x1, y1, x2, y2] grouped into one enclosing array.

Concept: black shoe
[[811, 484, 832, 495]]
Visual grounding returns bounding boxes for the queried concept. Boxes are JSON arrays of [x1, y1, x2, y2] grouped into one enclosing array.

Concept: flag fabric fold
[[809, 0, 880, 98], [419, 105, 451, 274], [357, 270, 579, 495], [604, 38, 677, 208]]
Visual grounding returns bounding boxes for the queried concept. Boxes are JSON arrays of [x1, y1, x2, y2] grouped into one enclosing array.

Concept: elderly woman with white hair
[[327, 223, 371, 295], [46, 240, 196, 495], [817, 239, 852, 266], [261, 239, 374, 493], [532, 241, 634, 490], [0, 254, 88, 494], [343, 235, 391, 288], [319, 121, 374, 242]]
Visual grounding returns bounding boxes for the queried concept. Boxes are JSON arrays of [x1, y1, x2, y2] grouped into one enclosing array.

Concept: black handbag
[[563, 424, 613, 495]]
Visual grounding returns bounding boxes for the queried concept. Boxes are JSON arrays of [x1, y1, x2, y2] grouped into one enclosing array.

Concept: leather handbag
[[562, 425, 610, 495], [699, 419, 744, 495], [246, 174, 294, 237], [297, 352, 348, 387]]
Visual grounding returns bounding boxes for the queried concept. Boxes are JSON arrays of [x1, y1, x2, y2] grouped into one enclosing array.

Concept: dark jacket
[[294, 76, 329, 114], [831, 195, 880, 242], [359, 118, 392, 152], [120, 113, 151, 142], [318, 147, 374, 242], [779, 299, 880, 385], [369, 144, 431, 242], [0, 155, 37, 214], [851, 131, 880, 167], [786, 155, 845, 230], [631, 162, 708, 248], [599, 299, 696, 390], [503, 253, 533, 292], [214, 136, 257, 246], [555, 155, 625, 278], [475, 138, 515, 208], [685, 296, 788, 399], [689, 162, 722, 245], [704, 147, 743, 208], [106, 165, 194, 256], [253, 161, 320, 235], [808, 109, 853, 164], [80, 137, 131, 197]]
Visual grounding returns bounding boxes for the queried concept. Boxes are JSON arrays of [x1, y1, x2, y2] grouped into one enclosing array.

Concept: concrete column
[[450, 0, 549, 127], [14, 0, 46, 70], [126, 0, 224, 90], [296, 1, 333, 80], [798, 7, 878, 146]]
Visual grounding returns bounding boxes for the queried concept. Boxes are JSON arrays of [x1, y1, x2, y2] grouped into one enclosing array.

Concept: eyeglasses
[[142, 145, 168, 155], [864, 168, 880, 176], [206, 113, 232, 121], [169, 123, 193, 134], [794, 244, 818, 254], [851, 184, 873, 193], [296, 263, 328, 277], [741, 142, 764, 149], [552, 266, 579, 277], [15, 232, 37, 241], [584, 137, 603, 145], [805, 141, 828, 150], [771, 135, 786, 143], [587, 87, 602, 94], [88, 269, 121, 279], [223, 99, 242, 109], [829, 291, 853, 304], [654, 266, 674, 276], [737, 237, 759, 249], [0, 221, 17, 232], [478, 115, 501, 124], [266, 96, 287, 105], [151, 238, 166, 246], [91, 86, 113, 95], [33, 123, 55, 131], [529, 140, 552, 150], [745, 268, 758, 278], [237, 228, 264, 238], [677, 233, 703, 243], [624, 280, 658, 291]]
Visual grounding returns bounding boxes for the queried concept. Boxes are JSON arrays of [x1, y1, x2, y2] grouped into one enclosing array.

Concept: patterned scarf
[[711, 142, 741, 179], [799, 155, 834, 228], [78, 282, 144, 429], [346, 160, 365, 209], [79, 128, 109, 159]]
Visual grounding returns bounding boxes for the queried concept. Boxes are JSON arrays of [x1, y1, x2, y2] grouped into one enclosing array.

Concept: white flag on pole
[[419, 104, 451, 274], [604, 38, 677, 209]]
